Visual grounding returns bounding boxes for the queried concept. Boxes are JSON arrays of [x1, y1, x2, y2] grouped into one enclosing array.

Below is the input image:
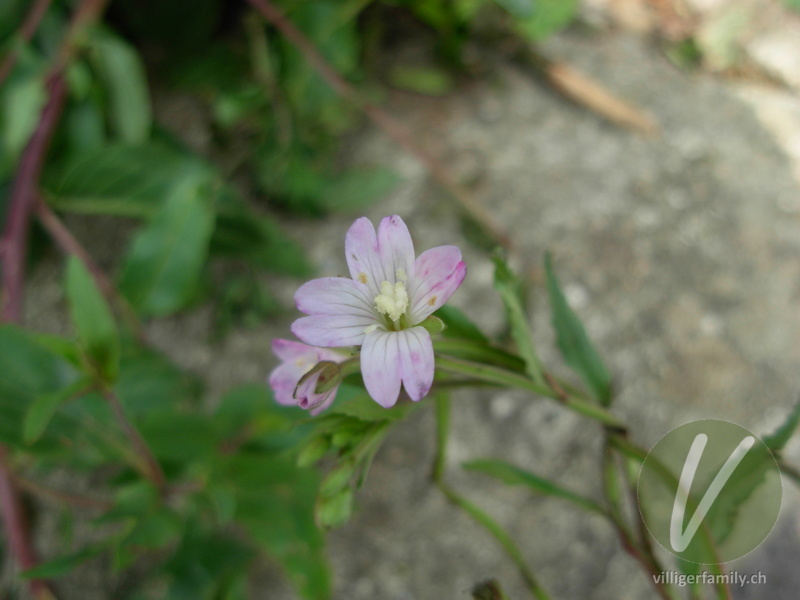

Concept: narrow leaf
[[464, 458, 606, 515], [66, 256, 120, 380], [492, 250, 544, 384], [119, 175, 216, 316], [544, 254, 612, 405], [763, 397, 800, 451], [87, 29, 151, 143], [435, 304, 489, 343], [21, 545, 104, 579]]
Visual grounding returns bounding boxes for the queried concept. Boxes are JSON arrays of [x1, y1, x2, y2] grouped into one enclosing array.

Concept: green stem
[[432, 395, 552, 600], [434, 355, 625, 429], [432, 339, 526, 372]]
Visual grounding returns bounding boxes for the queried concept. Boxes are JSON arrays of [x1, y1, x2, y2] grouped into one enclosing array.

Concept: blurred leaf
[[492, 250, 544, 384], [123, 509, 184, 549], [319, 168, 402, 213], [514, 0, 578, 41], [544, 254, 611, 405], [87, 28, 151, 143], [66, 256, 120, 381], [119, 175, 216, 316], [493, 0, 534, 18], [138, 411, 219, 463], [315, 486, 354, 529], [1, 69, 46, 163], [763, 398, 800, 451], [389, 65, 454, 96], [23, 377, 90, 444], [435, 305, 489, 343], [21, 545, 104, 579], [63, 99, 106, 153], [464, 459, 606, 515], [329, 384, 417, 422], [45, 143, 207, 217], [224, 453, 331, 599]]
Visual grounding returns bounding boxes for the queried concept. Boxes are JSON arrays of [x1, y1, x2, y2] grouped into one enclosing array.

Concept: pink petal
[[360, 330, 402, 408], [295, 277, 376, 319], [271, 339, 316, 362], [345, 217, 386, 295], [397, 327, 434, 402], [377, 215, 416, 283], [291, 314, 374, 347], [269, 362, 307, 405], [409, 245, 467, 322]]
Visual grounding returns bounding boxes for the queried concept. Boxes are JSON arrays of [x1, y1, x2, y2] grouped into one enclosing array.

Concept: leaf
[[21, 545, 104, 579], [388, 66, 454, 96], [87, 28, 151, 143], [24, 377, 90, 444], [1, 70, 46, 162], [45, 143, 207, 218], [464, 459, 606, 515], [319, 168, 402, 213], [492, 0, 535, 18], [329, 384, 417, 422], [514, 0, 579, 41], [763, 397, 800, 451], [491, 250, 544, 384], [66, 256, 120, 380], [435, 305, 489, 343], [119, 175, 216, 316], [544, 254, 612, 405]]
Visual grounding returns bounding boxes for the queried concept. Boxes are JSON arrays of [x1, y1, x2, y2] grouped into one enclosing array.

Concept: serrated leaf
[[66, 256, 120, 381], [435, 305, 489, 343], [24, 377, 90, 444], [763, 398, 800, 451], [544, 254, 612, 405], [21, 545, 104, 579], [119, 175, 216, 316], [464, 459, 606, 515], [87, 28, 151, 143], [492, 250, 544, 384]]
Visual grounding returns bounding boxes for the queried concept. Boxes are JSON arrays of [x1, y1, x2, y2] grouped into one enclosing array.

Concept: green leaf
[[464, 459, 606, 515], [763, 397, 800, 451], [315, 486, 354, 529], [45, 143, 207, 218], [514, 0, 579, 41], [66, 256, 120, 380], [388, 66, 455, 96], [329, 384, 417, 422], [491, 250, 544, 385], [544, 254, 612, 405], [87, 28, 151, 143], [493, 0, 534, 18], [319, 168, 402, 213], [435, 305, 489, 343], [24, 377, 90, 444], [119, 175, 216, 316], [21, 545, 104, 579], [1, 70, 46, 162]]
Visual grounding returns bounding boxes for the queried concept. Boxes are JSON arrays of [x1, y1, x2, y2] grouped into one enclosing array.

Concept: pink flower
[[269, 340, 346, 415], [291, 215, 466, 407]]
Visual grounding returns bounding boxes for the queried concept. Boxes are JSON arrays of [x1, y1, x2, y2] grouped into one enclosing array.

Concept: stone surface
[[23, 26, 800, 600]]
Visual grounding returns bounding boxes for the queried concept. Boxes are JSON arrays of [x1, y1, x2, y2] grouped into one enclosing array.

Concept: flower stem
[[432, 395, 552, 600], [434, 355, 625, 429], [101, 387, 166, 493]]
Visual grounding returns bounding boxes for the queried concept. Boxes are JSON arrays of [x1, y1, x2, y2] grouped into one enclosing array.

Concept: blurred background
[[3, 0, 800, 598]]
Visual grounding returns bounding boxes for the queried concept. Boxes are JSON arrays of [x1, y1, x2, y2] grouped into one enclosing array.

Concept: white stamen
[[374, 279, 409, 322]]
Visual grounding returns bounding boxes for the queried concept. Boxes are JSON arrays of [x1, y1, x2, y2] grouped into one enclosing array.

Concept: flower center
[[374, 280, 409, 324]]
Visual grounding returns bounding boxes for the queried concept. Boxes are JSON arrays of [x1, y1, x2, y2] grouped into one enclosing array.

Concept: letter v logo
[[669, 433, 755, 552]]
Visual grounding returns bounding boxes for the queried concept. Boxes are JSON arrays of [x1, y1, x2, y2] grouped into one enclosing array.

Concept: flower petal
[[271, 339, 316, 362], [397, 327, 434, 402], [269, 362, 307, 405], [377, 215, 415, 283], [360, 330, 402, 408], [295, 277, 376, 319], [345, 217, 385, 295], [409, 245, 467, 321], [291, 314, 374, 347]]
